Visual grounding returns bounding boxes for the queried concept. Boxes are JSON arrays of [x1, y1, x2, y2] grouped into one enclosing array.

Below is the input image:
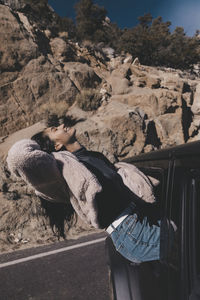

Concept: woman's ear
[[55, 142, 63, 151]]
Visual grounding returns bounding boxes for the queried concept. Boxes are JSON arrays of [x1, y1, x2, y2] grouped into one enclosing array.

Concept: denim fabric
[[110, 213, 161, 263]]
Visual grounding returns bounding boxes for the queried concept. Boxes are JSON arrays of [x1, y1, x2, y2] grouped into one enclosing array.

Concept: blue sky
[[48, 0, 200, 36]]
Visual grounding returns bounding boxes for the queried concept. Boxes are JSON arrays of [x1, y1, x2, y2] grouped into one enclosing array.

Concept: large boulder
[[191, 83, 200, 115], [64, 62, 102, 90], [109, 77, 131, 95], [111, 89, 182, 118], [154, 112, 185, 147], [50, 38, 76, 62], [188, 83, 200, 139], [68, 101, 147, 162], [107, 63, 133, 95]]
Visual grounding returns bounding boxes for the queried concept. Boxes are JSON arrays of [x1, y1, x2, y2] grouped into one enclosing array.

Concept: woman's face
[[44, 124, 76, 150]]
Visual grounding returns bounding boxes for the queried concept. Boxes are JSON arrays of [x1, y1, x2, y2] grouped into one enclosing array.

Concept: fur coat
[[7, 139, 158, 228]]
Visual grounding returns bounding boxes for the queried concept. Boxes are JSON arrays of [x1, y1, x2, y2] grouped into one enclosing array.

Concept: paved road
[[0, 232, 110, 300]]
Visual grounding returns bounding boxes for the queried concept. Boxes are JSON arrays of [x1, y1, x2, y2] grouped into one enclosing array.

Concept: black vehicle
[[106, 141, 200, 300]]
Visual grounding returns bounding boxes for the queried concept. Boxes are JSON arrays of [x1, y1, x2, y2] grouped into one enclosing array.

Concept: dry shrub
[[76, 89, 102, 111], [81, 40, 94, 49], [39, 101, 69, 118]]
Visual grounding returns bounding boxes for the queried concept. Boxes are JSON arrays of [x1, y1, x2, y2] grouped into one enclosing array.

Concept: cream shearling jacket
[[7, 139, 157, 228]]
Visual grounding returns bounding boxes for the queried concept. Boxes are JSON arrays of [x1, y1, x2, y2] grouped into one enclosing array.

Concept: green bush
[[76, 89, 102, 111]]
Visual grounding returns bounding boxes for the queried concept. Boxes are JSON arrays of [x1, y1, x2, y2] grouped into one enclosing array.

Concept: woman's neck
[[64, 141, 82, 153]]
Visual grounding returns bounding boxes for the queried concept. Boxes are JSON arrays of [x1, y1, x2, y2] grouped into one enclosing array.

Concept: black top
[[72, 147, 136, 228]]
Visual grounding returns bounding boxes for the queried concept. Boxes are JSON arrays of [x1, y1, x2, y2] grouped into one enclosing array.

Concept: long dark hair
[[31, 114, 81, 238], [39, 197, 77, 239], [31, 131, 56, 153], [31, 131, 77, 238], [31, 130, 77, 237]]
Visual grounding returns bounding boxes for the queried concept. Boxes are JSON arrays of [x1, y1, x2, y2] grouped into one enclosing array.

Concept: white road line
[[0, 237, 106, 269]]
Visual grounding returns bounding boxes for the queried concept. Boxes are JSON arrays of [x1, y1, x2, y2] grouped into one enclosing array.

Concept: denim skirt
[[110, 213, 161, 263]]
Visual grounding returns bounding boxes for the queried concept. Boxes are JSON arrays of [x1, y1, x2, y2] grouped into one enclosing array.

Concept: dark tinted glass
[[194, 179, 200, 275], [189, 178, 200, 299]]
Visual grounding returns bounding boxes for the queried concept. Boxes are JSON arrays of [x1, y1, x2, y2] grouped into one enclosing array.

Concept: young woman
[[30, 123, 163, 264]]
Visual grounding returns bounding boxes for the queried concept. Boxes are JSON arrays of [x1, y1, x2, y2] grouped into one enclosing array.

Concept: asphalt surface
[[0, 232, 110, 300]]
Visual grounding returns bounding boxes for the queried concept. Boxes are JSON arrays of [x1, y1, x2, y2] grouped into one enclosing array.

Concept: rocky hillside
[[1, 0, 200, 253]]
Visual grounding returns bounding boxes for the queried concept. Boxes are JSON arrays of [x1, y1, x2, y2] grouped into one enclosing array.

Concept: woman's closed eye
[[51, 127, 57, 132]]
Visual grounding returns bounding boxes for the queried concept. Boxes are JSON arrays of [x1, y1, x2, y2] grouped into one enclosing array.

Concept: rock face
[[0, 5, 39, 73], [0, 2, 103, 137], [0, 0, 29, 11], [67, 61, 197, 158], [1, 0, 200, 252]]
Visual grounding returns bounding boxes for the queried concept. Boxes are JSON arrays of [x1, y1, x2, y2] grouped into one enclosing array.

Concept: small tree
[[75, 0, 107, 42], [138, 13, 153, 29], [57, 17, 76, 39], [165, 27, 200, 69]]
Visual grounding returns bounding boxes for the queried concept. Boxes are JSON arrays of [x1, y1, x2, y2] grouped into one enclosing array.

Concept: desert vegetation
[[53, 0, 200, 71], [76, 88, 102, 111]]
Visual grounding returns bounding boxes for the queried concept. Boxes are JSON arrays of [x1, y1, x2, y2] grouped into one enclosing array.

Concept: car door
[[167, 156, 200, 300]]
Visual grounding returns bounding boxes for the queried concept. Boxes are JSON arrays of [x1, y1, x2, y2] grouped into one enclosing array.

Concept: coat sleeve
[[115, 162, 157, 203]]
